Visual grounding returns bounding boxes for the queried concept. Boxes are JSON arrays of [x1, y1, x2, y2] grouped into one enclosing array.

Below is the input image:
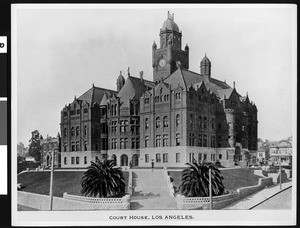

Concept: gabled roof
[[163, 68, 232, 94], [118, 75, 155, 108], [216, 88, 234, 99], [78, 86, 117, 106]]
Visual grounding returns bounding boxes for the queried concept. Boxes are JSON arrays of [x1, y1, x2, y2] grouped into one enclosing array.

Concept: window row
[[188, 153, 218, 163], [188, 134, 217, 148], [64, 156, 87, 165], [144, 153, 181, 163], [64, 126, 88, 138], [110, 138, 140, 150], [144, 133, 181, 148], [64, 141, 88, 152], [154, 94, 170, 103]]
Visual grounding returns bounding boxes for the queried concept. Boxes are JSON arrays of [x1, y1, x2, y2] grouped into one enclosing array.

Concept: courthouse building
[[60, 12, 258, 168]]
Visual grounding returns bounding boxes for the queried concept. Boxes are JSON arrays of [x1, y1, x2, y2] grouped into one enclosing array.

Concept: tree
[[28, 130, 42, 163], [179, 160, 226, 197], [81, 159, 126, 198], [17, 142, 26, 157]]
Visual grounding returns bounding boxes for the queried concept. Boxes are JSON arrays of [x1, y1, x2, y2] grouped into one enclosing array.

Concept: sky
[[14, 5, 296, 146]]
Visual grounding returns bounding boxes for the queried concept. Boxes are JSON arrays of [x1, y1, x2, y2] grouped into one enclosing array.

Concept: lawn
[[168, 168, 261, 194], [17, 171, 129, 198]]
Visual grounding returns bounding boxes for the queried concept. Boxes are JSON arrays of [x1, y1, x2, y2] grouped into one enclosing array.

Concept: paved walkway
[[225, 181, 292, 210], [130, 170, 177, 210]]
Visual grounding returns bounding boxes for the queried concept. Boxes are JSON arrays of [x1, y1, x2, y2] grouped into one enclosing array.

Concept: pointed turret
[[117, 71, 125, 92], [200, 54, 211, 77]]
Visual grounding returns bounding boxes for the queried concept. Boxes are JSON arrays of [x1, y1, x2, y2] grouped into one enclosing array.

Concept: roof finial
[[92, 83, 94, 87], [233, 81, 235, 88], [127, 67, 130, 76], [120, 71, 122, 75], [167, 11, 174, 20], [205, 52, 207, 57], [246, 91, 248, 97], [74, 95, 76, 100]]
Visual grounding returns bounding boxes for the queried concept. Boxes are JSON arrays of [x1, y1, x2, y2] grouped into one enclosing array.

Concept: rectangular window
[[203, 135, 207, 147], [84, 156, 87, 164], [71, 157, 75, 165], [71, 143, 75, 152], [176, 133, 180, 146], [219, 154, 222, 160], [176, 153, 180, 163], [198, 134, 203, 147], [156, 154, 161, 163], [145, 154, 149, 163], [76, 157, 79, 164], [155, 135, 161, 147], [189, 153, 195, 163], [163, 153, 168, 163], [204, 154, 207, 161], [120, 138, 124, 149], [76, 141, 80, 151], [198, 153, 202, 163], [64, 157, 67, 165], [95, 156, 98, 161], [145, 136, 149, 148], [163, 134, 168, 147]]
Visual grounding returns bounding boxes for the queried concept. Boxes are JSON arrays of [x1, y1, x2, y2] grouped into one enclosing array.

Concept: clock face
[[159, 58, 167, 67]]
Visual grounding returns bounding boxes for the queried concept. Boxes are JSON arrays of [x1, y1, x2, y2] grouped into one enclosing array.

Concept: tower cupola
[[200, 54, 211, 77]]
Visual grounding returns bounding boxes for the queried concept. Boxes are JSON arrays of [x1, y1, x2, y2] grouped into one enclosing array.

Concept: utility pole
[[209, 168, 213, 210], [279, 154, 282, 190], [49, 148, 55, 210]]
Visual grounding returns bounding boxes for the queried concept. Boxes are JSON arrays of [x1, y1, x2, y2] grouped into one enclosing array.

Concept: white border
[[11, 4, 297, 226]]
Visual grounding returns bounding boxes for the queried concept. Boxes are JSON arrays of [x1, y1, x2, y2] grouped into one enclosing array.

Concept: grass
[[17, 171, 129, 198], [168, 168, 261, 194]]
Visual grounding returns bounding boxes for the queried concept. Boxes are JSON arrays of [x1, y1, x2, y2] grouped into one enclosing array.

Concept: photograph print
[[12, 4, 296, 226]]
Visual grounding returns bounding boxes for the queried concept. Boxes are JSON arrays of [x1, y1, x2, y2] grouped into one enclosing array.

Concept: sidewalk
[[224, 181, 292, 210]]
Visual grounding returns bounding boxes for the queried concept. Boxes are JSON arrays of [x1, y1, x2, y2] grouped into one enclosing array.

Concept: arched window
[[145, 118, 149, 129], [76, 126, 79, 136], [176, 114, 180, 127], [71, 127, 75, 137], [163, 116, 169, 127], [64, 128, 67, 137], [156, 117, 161, 128]]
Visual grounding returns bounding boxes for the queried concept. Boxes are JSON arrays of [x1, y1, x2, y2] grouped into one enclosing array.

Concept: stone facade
[[60, 12, 258, 168], [40, 135, 61, 168]]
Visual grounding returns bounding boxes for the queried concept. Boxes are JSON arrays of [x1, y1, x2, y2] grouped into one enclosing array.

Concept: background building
[[60, 12, 258, 168], [40, 134, 61, 168], [269, 141, 292, 166]]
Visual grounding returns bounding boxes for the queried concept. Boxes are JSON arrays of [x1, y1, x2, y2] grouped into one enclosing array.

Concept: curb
[[248, 184, 292, 210]]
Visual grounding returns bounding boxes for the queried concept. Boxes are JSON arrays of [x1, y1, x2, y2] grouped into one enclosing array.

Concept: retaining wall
[[18, 191, 130, 211], [176, 177, 273, 210]]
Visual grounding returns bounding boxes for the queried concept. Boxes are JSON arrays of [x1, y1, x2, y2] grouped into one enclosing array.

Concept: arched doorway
[[111, 154, 117, 166], [120, 154, 128, 166], [132, 154, 139, 167], [46, 155, 50, 167], [234, 146, 242, 165]]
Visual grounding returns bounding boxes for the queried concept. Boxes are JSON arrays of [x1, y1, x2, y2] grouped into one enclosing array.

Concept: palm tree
[[81, 159, 126, 198], [179, 160, 226, 197]]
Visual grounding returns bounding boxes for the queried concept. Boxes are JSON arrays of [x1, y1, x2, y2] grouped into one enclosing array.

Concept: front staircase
[[130, 170, 177, 210]]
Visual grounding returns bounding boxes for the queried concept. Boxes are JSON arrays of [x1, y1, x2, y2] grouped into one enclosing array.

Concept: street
[[251, 187, 292, 210]]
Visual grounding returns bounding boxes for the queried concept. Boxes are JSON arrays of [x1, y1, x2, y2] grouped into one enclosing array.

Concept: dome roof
[[162, 18, 179, 32], [161, 12, 179, 32]]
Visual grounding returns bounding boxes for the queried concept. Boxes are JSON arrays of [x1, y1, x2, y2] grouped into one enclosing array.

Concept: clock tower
[[152, 12, 189, 83]]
